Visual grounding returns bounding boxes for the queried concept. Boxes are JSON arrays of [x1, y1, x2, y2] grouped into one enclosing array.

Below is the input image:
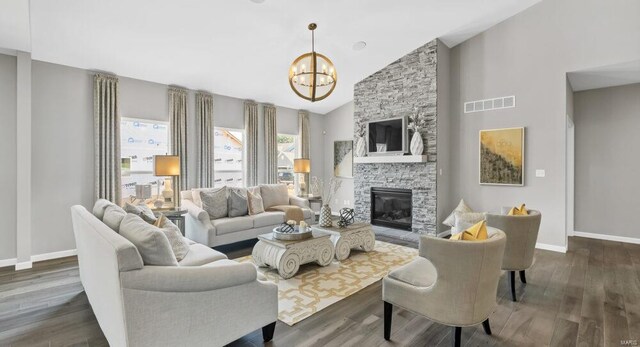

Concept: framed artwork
[[479, 127, 524, 186], [334, 140, 353, 178]]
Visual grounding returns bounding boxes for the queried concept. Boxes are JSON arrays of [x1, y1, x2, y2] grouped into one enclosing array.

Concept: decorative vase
[[410, 131, 424, 155], [355, 136, 367, 157], [319, 204, 333, 227]]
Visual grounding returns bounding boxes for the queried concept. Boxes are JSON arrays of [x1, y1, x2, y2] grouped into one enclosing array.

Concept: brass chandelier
[[289, 23, 337, 102]]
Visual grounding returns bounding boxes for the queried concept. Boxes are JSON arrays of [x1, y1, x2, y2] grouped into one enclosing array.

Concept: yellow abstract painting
[[480, 127, 524, 185]]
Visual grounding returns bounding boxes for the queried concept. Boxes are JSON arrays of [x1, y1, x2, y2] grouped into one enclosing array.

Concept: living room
[[1, 0, 639, 346]]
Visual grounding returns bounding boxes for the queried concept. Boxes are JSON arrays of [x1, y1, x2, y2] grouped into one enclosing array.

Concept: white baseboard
[[535, 243, 567, 253], [31, 249, 77, 262], [573, 231, 640, 245], [15, 261, 33, 271], [0, 258, 17, 268], [1, 249, 77, 271]]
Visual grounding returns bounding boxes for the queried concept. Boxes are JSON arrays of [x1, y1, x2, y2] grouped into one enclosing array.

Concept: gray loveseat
[[182, 184, 315, 247], [70, 203, 278, 347]]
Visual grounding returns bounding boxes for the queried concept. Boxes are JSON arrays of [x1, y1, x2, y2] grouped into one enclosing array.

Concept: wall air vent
[[464, 95, 515, 114]]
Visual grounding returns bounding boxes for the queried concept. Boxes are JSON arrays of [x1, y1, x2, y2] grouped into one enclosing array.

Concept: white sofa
[[182, 184, 315, 247], [70, 204, 278, 347]]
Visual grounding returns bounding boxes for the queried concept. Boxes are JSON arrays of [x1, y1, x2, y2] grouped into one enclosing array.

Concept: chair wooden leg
[[509, 271, 517, 301], [262, 322, 276, 342], [384, 301, 393, 340], [519, 270, 527, 284], [482, 319, 492, 335], [452, 326, 461, 347]]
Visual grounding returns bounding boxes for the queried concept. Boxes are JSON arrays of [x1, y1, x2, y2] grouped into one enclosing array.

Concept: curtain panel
[[196, 92, 214, 188], [264, 105, 278, 184], [298, 110, 310, 159], [169, 87, 189, 204], [94, 74, 121, 203], [244, 101, 259, 187]]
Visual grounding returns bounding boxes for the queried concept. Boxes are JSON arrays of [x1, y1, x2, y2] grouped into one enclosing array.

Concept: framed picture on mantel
[[334, 140, 353, 178], [479, 127, 524, 186]]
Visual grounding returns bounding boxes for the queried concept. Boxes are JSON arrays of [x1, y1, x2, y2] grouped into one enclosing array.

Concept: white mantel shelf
[[353, 155, 428, 164]]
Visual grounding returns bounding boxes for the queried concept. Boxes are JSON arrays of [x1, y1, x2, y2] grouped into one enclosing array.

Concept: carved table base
[[252, 231, 334, 279], [312, 223, 375, 261]]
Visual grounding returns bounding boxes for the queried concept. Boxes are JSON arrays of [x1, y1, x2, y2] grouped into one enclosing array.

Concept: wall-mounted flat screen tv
[[366, 116, 408, 156]]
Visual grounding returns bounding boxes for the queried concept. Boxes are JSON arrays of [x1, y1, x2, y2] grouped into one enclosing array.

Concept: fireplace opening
[[370, 187, 412, 230]]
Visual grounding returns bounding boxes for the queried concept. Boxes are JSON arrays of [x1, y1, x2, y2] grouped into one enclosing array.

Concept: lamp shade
[[153, 155, 180, 176], [294, 158, 311, 173]]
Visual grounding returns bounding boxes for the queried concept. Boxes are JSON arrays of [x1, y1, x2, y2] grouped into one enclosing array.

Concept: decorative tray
[[273, 225, 312, 241]]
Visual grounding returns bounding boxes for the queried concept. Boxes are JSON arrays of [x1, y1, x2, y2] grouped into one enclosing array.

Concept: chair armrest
[[289, 196, 310, 208], [120, 262, 258, 292]]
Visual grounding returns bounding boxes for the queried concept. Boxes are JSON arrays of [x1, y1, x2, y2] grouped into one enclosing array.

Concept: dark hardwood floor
[[1, 236, 638, 346]]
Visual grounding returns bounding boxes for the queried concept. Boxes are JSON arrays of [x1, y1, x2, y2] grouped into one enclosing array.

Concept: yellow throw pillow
[[507, 204, 528, 216], [450, 220, 488, 241]]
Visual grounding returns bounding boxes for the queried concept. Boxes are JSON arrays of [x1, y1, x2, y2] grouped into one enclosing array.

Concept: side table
[[311, 222, 375, 260], [153, 208, 188, 235]]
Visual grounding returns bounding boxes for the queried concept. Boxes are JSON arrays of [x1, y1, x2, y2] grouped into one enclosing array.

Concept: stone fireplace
[[353, 39, 442, 235], [370, 188, 412, 230]]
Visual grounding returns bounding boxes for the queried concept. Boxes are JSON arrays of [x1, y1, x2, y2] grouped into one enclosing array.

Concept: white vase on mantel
[[410, 131, 424, 155], [355, 136, 367, 157]]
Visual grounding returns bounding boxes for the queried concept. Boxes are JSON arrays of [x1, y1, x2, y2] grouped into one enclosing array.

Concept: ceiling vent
[[464, 95, 515, 114]]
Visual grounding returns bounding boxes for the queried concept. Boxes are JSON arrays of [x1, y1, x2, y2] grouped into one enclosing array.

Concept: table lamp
[[153, 155, 180, 208], [294, 158, 311, 196]]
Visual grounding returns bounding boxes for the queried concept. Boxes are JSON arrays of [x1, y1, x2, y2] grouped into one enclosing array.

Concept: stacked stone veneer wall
[[353, 40, 438, 234]]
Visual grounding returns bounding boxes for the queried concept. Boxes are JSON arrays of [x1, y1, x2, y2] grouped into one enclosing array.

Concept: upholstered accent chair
[[486, 210, 542, 302], [382, 229, 506, 347]]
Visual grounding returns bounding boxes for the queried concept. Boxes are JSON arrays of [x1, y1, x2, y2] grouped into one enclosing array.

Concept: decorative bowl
[[273, 225, 313, 240]]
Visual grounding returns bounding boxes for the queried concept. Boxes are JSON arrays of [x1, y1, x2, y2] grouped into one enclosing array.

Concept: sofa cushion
[[253, 212, 285, 228], [93, 199, 114, 220], [212, 216, 255, 235], [388, 257, 437, 288], [178, 243, 227, 266], [102, 204, 127, 232], [155, 215, 190, 261], [259, 184, 289, 209], [228, 187, 248, 217], [302, 208, 313, 219], [124, 202, 157, 224], [192, 187, 224, 208], [119, 214, 178, 266], [200, 187, 228, 219]]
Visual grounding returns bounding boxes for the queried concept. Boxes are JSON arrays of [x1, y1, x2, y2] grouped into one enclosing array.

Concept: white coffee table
[[311, 222, 375, 261], [252, 230, 335, 279]]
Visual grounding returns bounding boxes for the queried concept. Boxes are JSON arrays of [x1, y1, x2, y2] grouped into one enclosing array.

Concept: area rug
[[235, 241, 418, 326]]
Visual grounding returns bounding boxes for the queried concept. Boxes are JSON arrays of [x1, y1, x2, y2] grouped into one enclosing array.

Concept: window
[[214, 127, 244, 188], [277, 134, 298, 194], [120, 118, 170, 204]]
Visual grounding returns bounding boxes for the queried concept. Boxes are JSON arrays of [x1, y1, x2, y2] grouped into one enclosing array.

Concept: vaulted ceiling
[[0, 0, 540, 114]]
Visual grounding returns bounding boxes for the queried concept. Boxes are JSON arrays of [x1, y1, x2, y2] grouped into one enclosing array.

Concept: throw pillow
[[259, 184, 289, 209], [93, 199, 115, 220], [154, 214, 190, 261], [443, 199, 473, 227], [124, 202, 157, 224], [102, 204, 127, 232], [191, 187, 225, 208], [452, 211, 487, 234], [507, 204, 529, 216], [247, 190, 265, 215], [118, 214, 178, 266], [228, 188, 249, 217], [450, 220, 488, 241], [200, 187, 228, 219]]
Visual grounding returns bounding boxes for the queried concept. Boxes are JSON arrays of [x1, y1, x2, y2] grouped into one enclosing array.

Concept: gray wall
[[2, 58, 325, 260], [436, 40, 452, 234], [449, 0, 640, 248], [323, 101, 355, 210], [0, 54, 16, 260], [574, 83, 640, 238]]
